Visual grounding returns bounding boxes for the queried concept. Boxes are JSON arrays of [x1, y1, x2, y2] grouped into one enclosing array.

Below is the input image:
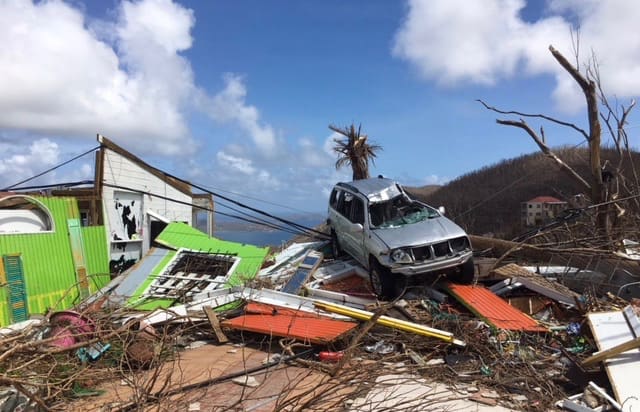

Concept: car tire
[[450, 258, 475, 284], [369, 259, 405, 300], [331, 231, 343, 258]]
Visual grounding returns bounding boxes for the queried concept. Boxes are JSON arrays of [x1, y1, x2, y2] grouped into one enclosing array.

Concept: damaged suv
[[327, 176, 474, 299]]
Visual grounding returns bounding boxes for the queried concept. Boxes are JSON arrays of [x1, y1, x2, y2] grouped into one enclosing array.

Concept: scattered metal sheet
[[305, 287, 375, 309], [281, 250, 324, 294], [237, 287, 351, 320], [258, 241, 327, 282], [221, 302, 357, 344], [446, 283, 547, 332], [587, 306, 640, 410], [188, 286, 240, 311], [615, 239, 640, 260], [492, 263, 580, 306], [305, 262, 376, 308], [489, 278, 523, 295]]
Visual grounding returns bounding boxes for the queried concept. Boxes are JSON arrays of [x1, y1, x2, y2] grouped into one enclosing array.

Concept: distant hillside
[[215, 212, 325, 232], [407, 146, 640, 239], [404, 184, 441, 198]]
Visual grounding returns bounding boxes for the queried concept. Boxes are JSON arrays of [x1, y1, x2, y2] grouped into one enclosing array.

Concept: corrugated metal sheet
[[81, 225, 111, 289], [0, 197, 110, 326], [154, 222, 269, 286], [446, 283, 547, 332], [245, 302, 324, 318], [222, 302, 357, 344]]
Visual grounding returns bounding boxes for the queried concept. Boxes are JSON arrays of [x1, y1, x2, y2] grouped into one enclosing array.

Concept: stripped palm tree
[[329, 123, 382, 180]]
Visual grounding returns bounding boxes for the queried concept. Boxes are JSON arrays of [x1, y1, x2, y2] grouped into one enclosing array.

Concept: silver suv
[[327, 177, 474, 299]]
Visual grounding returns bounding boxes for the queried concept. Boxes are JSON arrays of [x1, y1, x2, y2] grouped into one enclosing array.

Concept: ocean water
[[214, 213, 325, 248], [215, 230, 294, 248]]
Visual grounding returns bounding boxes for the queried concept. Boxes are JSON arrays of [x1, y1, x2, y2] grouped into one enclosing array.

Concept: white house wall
[[101, 148, 193, 264]]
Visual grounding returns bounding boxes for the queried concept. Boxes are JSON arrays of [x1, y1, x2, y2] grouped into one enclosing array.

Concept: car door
[[341, 195, 367, 265]]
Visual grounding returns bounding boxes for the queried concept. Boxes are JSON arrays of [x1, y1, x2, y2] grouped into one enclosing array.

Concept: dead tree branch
[[496, 119, 591, 191], [477, 99, 589, 140]]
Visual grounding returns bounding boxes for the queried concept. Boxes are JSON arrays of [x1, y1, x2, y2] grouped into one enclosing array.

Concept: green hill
[[406, 146, 640, 239]]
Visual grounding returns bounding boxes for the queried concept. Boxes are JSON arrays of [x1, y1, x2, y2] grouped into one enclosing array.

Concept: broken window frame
[[141, 248, 240, 302]]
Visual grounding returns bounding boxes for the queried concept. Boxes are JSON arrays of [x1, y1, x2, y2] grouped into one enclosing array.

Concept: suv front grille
[[412, 246, 431, 260], [432, 241, 450, 257], [411, 236, 470, 262]]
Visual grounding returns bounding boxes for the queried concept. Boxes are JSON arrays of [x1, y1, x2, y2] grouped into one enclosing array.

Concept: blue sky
[[1, 0, 639, 216]]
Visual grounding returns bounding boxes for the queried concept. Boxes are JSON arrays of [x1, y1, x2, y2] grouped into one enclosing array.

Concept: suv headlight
[[391, 248, 413, 263]]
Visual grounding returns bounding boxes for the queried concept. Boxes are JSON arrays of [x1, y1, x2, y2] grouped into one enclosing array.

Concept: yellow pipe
[[313, 301, 465, 347]]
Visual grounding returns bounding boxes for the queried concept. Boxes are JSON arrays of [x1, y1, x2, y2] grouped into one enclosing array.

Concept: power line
[[101, 182, 328, 240], [193, 182, 317, 215], [161, 171, 329, 239], [3, 180, 94, 191], [2, 145, 100, 191], [3, 142, 328, 239]]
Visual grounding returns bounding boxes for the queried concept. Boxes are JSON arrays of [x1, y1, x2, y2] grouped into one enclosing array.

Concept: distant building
[[521, 196, 568, 227]]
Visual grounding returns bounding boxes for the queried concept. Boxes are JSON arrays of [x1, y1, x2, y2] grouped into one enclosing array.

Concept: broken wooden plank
[[203, 306, 229, 343], [582, 336, 640, 368]]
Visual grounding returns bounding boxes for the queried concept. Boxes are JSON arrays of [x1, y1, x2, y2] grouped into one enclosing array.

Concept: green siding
[[0, 197, 111, 326]]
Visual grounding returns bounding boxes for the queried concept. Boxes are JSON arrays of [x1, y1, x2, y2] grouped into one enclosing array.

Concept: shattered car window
[[369, 195, 440, 228], [366, 185, 402, 203]]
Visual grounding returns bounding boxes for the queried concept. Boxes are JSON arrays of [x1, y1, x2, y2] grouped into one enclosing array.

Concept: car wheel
[[369, 259, 404, 300], [331, 231, 343, 258], [450, 258, 475, 284]]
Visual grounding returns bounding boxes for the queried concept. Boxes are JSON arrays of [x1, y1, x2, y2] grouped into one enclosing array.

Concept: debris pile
[[1, 236, 640, 411]]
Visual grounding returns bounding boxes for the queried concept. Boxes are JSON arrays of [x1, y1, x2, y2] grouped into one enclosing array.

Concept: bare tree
[[479, 44, 636, 237], [329, 123, 382, 180]]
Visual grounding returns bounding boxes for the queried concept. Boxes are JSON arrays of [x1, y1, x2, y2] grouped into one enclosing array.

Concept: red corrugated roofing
[[222, 303, 357, 344], [446, 284, 547, 332], [244, 302, 323, 318], [527, 196, 564, 204]]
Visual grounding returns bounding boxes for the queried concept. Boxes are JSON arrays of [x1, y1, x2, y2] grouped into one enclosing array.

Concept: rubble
[[1, 233, 640, 411]]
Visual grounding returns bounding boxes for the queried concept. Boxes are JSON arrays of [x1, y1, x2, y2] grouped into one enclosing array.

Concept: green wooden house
[[0, 195, 111, 326]]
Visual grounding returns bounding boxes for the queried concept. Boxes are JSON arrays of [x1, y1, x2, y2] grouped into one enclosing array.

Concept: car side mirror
[[354, 223, 364, 232], [438, 206, 446, 215]]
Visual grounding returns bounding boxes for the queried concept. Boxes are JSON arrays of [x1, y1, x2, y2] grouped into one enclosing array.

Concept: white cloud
[[204, 74, 281, 158], [215, 151, 281, 190], [216, 151, 257, 176], [0, 0, 197, 155], [0, 139, 60, 188], [393, 0, 640, 110], [298, 137, 333, 168]]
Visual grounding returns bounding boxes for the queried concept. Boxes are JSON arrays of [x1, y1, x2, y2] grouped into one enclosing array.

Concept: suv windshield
[[369, 195, 440, 228]]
